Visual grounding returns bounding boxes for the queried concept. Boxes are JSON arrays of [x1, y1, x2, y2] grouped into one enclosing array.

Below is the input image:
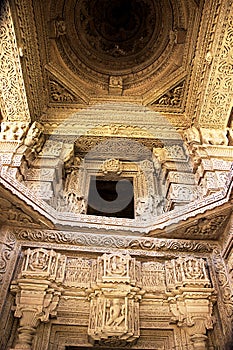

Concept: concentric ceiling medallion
[[54, 0, 173, 81]]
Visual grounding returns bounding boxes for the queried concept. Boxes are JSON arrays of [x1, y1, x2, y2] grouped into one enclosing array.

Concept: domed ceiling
[[50, 0, 189, 95], [55, 0, 171, 79]]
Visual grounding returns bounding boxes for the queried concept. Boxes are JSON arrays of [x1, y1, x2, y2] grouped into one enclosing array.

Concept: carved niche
[[10, 248, 66, 349], [87, 253, 144, 346], [60, 142, 165, 219]]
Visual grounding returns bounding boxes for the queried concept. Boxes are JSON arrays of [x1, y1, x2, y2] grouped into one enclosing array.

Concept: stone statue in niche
[[107, 255, 126, 276], [24, 121, 45, 154], [87, 252, 142, 345], [106, 299, 126, 328], [109, 76, 123, 95], [62, 155, 86, 214], [100, 253, 131, 283], [165, 257, 210, 289]]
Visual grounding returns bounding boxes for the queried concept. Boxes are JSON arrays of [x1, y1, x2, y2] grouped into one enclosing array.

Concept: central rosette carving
[[53, 0, 173, 80]]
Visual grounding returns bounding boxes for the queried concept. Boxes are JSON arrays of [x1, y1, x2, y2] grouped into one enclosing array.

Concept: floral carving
[[212, 248, 233, 338], [0, 0, 30, 121], [0, 232, 16, 284], [183, 216, 229, 239], [14, 228, 214, 253], [152, 81, 185, 108], [49, 80, 78, 103], [199, 6, 233, 127]]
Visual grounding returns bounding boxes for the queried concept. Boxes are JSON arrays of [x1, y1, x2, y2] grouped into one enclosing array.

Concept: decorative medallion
[[52, 0, 174, 89]]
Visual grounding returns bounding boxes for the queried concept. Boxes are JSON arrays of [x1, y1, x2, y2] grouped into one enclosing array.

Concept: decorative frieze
[[10, 249, 220, 349], [13, 228, 214, 253]]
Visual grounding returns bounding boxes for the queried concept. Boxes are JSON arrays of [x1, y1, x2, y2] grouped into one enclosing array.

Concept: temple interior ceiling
[[2, 0, 231, 129], [1, 2, 233, 349], [0, 0, 232, 236]]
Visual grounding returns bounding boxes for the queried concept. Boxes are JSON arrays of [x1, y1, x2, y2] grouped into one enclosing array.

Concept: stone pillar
[[10, 248, 66, 350], [0, 228, 19, 350], [166, 257, 217, 350]]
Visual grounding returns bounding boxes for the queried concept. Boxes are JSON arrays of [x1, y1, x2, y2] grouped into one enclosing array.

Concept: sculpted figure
[[106, 299, 125, 327], [184, 125, 201, 144], [108, 255, 126, 276], [200, 128, 228, 145], [153, 147, 168, 164], [24, 121, 45, 152]]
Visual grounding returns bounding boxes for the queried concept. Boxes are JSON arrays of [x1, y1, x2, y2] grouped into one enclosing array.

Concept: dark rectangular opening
[[87, 177, 134, 219]]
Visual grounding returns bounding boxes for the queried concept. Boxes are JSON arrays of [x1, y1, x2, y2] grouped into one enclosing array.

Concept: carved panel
[[0, 0, 30, 121], [49, 80, 80, 103], [141, 262, 165, 292], [64, 257, 91, 288], [199, 3, 233, 127], [21, 248, 66, 283], [165, 256, 210, 291], [151, 80, 186, 109], [87, 252, 143, 345]]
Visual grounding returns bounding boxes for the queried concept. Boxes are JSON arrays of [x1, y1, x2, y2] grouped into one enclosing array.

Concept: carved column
[[0, 229, 19, 350], [166, 257, 216, 350], [10, 248, 66, 350]]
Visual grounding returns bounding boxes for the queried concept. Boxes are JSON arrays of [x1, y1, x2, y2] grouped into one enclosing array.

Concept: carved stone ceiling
[[1, 0, 233, 126]]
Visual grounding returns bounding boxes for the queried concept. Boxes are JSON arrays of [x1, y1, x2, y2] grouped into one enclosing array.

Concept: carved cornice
[[13, 228, 215, 254], [0, 163, 232, 237]]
